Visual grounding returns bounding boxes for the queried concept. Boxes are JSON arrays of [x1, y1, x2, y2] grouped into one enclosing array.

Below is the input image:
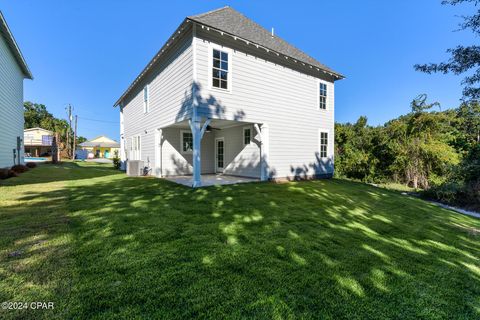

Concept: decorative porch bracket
[[254, 123, 269, 181], [189, 117, 212, 187]]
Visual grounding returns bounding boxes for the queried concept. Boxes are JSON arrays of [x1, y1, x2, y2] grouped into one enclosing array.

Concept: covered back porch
[[155, 118, 269, 187]]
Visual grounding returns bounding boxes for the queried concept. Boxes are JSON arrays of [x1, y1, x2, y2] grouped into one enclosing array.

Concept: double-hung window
[[243, 127, 251, 146], [319, 131, 328, 158], [212, 49, 229, 90], [143, 85, 149, 113], [319, 82, 327, 110], [181, 131, 193, 153]]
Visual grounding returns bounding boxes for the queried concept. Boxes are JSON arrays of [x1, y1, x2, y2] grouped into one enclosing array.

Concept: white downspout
[[119, 105, 126, 170], [254, 123, 270, 181]]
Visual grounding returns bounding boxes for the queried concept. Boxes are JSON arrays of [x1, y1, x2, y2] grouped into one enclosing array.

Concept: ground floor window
[[243, 127, 251, 146], [319, 131, 328, 158], [181, 131, 193, 153]]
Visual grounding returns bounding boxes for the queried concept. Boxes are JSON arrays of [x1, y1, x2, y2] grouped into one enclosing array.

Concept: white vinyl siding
[[195, 28, 335, 178], [143, 85, 149, 113], [121, 23, 336, 180], [0, 33, 25, 168], [122, 27, 193, 169]]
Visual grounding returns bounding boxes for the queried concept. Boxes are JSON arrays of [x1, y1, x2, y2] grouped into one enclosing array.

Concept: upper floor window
[[181, 131, 193, 153], [319, 131, 328, 158], [143, 85, 149, 113], [319, 82, 327, 110], [243, 127, 251, 146], [212, 49, 229, 90]]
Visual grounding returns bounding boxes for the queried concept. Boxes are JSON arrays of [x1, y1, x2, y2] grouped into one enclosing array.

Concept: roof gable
[[114, 6, 343, 107], [0, 11, 32, 79], [89, 135, 118, 143], [188, 6, 342, 78], [24, 127, 53, 135]]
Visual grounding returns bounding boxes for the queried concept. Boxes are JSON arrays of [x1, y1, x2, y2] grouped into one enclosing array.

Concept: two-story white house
[[0, 11, 33, 168], [115, 6, 343, 187]]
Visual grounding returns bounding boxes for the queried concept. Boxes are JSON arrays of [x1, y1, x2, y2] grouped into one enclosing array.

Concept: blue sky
[[1, 0, 476, 140]]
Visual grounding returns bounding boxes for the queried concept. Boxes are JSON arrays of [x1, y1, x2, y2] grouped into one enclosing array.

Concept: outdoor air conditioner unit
[[127, 160, 144, 177]]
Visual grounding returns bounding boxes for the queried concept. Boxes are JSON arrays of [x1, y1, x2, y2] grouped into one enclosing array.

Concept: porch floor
[[165, 174, 259, 187]]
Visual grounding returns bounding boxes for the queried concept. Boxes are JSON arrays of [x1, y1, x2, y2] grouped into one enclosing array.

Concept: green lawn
[[0, 162, 479, 319]]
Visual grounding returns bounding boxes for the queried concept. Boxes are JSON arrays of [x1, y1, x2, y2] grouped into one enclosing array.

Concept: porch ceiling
[[165, 119, 259, 130]]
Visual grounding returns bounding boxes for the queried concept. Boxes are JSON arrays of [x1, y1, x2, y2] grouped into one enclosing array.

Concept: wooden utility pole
[[66, 104, 72, 158], [72, 115, 77, 160]]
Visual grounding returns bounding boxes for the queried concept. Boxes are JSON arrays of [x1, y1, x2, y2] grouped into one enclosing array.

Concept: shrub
[[422, 182, 461, 206], [26, 162, 37, 168], [0, 169, 19, 179], [113, 157, 121, 170], [0, 168, 9, 179], [11, 164, 29, 173]]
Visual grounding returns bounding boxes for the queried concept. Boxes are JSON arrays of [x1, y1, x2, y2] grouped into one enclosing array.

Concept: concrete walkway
[[165, 174, 259, 187]]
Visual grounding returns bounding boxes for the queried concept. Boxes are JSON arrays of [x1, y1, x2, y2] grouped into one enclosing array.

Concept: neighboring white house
[[115, 6, 343, 187], [0, 11, 32, 168], [24, 127, 54, 157]]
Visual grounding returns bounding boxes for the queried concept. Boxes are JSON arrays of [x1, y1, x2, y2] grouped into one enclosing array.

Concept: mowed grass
[[0, 162, 479, 319]]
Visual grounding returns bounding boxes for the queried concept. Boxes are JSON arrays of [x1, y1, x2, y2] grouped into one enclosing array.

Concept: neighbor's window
[[143, 85, 149, 113], [320, 131, 328, 158], [212, 49, 228, 89], [319, 82, 327, 110], [243, 127, 251, 145], [182, 131, 193, 153]]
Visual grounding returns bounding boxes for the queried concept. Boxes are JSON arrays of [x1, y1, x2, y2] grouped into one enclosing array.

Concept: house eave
[[186, 18, 345, 80], [0, 11, 33, 79], [113, 19, 191, 108]]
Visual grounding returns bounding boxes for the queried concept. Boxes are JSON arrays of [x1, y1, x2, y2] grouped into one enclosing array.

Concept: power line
[[77, 116, 119, 124]]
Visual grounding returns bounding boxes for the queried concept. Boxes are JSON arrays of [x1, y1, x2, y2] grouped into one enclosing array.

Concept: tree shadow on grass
[[0, 162, 120, 187], [2, 172, 480, 319]]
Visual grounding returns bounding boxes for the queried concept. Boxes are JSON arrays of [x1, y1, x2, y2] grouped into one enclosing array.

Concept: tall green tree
[[415, 0, 480, 100], [387, 95, 459, 189]]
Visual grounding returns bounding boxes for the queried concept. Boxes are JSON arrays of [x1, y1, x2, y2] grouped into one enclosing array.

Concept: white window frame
[[318, 80, 328, 110], [143, 84, 150, 113], [243, 126, 252, 146], [180, 130, 193, 154], [318, 129, 329, 159], [130, 135, 141, 160], [208, 43, 232, 93]]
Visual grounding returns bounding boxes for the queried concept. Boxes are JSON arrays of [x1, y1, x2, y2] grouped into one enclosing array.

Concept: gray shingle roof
[[114, 6, 343, 107], [188, 6, 343, 78]]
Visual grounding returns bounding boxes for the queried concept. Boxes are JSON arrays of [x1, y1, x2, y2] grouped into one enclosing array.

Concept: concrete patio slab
[[165, 174, 259, 187]]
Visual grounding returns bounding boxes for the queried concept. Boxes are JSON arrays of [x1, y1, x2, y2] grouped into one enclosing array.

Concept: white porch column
[[254, 123, 270, 181], [189, 115, 211, 188], [119, 105, 127, 171]]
